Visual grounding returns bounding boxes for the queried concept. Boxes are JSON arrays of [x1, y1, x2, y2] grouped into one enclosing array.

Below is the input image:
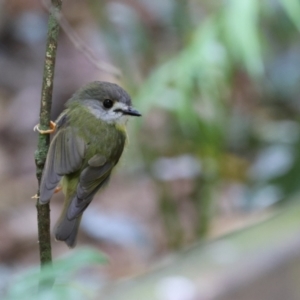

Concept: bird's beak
[[122, 107, 141, 117]]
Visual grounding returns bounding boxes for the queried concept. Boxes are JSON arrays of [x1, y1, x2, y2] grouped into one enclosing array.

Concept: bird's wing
[[66, 154, 114, 219], [39, 115, 86, 204]]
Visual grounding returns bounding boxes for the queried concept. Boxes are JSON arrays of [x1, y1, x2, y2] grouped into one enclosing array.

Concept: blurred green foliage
[[91, 0, 300, 242], [5, 248, 106, 300]]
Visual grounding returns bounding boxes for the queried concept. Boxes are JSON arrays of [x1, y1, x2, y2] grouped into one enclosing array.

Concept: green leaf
[[221, 0, 263, 76], [279, 0, 300, 31]]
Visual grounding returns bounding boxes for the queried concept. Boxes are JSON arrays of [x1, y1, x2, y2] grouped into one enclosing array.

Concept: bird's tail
[[54, 212, 82, 248], [54, 181, 82, 248]]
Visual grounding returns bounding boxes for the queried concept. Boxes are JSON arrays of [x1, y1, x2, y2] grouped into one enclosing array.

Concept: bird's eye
[[103, 99, 113, 109]]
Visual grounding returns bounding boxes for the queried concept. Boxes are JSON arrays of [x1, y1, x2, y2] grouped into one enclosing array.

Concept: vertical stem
[[34, 0, 62, 272]]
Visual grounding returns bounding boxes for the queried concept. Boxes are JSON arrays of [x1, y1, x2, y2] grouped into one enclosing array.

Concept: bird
[[35, 81, 141, 248]]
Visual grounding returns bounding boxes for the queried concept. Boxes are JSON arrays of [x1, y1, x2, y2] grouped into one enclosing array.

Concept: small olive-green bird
[[39, 81, 141, 248]]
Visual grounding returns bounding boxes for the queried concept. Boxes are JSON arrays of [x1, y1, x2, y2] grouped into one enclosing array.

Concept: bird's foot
[[33, 121, 57, 134], [54, 186, 62, 194], [31, 194, 39, 199]]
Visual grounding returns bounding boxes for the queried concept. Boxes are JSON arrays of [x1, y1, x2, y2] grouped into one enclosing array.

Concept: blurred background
[[1, 0, 300, 298]]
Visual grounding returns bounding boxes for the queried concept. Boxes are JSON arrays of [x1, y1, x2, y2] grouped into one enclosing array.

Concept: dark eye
[[103, 99, 113, 109]]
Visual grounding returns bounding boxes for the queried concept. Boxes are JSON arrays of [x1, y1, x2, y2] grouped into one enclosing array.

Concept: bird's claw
[[54, 186, 62, 194], [33, 121, 57, 134], [31, 194, 39, 199]]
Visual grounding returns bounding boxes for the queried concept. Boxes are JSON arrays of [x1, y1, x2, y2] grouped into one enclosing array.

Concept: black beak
[[122, 107, 141, 117]]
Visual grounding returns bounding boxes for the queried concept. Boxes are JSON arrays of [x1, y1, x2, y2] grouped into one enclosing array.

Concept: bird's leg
[[33, 120, 57, 134], [54, 186, 62, 194], [31, 186, 61, 200]]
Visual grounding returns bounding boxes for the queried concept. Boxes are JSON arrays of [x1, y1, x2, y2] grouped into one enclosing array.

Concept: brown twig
[[34, 0, 62, 288]]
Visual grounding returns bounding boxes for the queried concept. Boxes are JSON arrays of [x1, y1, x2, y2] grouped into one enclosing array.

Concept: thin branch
[[42, 0, 122, 78], [34, 0, 62, 287]]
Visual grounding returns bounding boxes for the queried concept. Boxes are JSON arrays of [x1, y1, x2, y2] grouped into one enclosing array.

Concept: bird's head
[[68, 81, 141, 124]]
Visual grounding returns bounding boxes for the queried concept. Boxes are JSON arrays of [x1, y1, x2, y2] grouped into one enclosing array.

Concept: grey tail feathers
[[54, 214, 82, 248]]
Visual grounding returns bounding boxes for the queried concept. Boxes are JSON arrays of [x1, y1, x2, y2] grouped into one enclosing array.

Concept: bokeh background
[[1, 0, 300, 298]]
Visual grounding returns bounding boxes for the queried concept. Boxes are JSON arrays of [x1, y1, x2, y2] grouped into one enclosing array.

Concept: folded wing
[[67, 155, 113, 219], [39, 119, 86, 204]]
